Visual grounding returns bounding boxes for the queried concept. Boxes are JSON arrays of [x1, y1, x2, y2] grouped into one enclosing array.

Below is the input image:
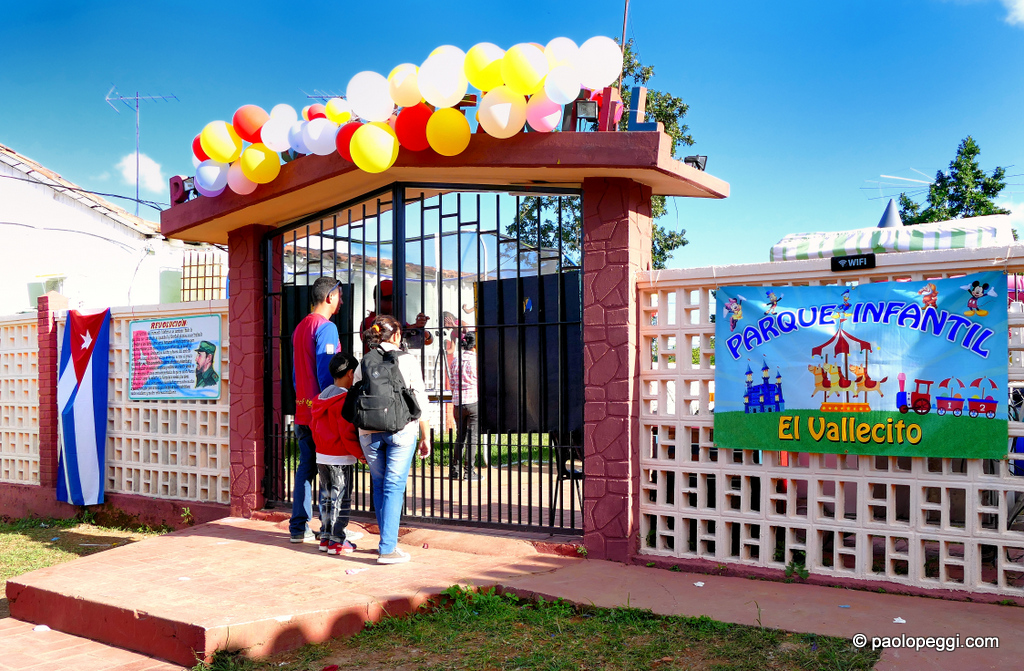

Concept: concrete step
[[5, 517, 576, 666]]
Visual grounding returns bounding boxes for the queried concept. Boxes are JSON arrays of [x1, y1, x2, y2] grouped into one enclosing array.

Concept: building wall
[[0, 159, 203, 313]]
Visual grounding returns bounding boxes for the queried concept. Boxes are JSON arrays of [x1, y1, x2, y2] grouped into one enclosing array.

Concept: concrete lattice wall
[[637, 245, 1024, 597], [0, 314, 38, 484], [52, 301, 231, 505]]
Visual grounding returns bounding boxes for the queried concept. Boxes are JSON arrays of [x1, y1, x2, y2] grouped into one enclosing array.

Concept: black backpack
[[342, 347, 422, 432]]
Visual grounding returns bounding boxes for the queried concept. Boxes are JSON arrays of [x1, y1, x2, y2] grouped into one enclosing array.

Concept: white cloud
[[1002, 0, 1024, 24], [998, 198, 1024, 229], [941, 0, 1024, 25], [116, 152, 165, 194]]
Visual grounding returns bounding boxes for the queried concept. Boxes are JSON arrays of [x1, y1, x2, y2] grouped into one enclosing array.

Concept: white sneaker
[[377, 549, 411, 564], [344, 529, 364, 542]]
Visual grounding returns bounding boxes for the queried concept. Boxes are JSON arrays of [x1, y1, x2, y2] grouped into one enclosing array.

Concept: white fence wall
[[638, 246, 1024, 596], [58, 301, 231, 504], [0, 314, 38, 484]]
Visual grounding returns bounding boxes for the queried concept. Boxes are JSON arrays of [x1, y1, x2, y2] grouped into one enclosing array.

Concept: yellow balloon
[[464, 42, 505, 91], [500, 43, 549, 96], [325, 98, 352, 124], [425, 108, 471, 157], [200, 121, 242, 164], [349, 122, 399, 173], [239, 143, 281, 184]]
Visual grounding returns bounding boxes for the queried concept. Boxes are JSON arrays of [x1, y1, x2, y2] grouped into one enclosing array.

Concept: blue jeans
[[317, 463, 353, 544], [289, 424, 317, 537], [360, 425, 417, 555]]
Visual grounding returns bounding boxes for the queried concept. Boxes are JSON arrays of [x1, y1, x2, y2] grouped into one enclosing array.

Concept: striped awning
[[770, 215, 1015, 262]]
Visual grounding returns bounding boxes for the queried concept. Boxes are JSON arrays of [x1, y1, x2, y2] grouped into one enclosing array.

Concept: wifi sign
[[831, 253, 876, 272]]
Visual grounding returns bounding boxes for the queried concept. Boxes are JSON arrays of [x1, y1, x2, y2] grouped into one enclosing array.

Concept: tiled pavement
[[0, 618, 184, 671], [5, 516, 1024, 669]]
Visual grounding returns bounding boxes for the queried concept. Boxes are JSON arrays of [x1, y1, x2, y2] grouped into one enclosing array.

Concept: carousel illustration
[[808, 318, 882, 413]]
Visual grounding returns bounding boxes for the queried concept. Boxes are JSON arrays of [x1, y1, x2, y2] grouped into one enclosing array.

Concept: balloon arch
[[189, 36, 626, 197]]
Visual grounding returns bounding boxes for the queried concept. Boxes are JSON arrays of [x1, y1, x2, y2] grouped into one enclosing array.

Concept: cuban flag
[[57, 309, 111, 506]]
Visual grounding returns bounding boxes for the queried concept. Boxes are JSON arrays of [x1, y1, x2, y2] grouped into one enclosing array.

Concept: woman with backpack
[[351, 314, 430, 564]]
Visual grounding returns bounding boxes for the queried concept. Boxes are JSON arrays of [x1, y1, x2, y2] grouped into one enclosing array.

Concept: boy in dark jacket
[[310, 352, 362, 555]]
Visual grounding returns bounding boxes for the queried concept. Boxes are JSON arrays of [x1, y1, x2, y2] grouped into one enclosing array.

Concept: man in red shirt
[[290, 277, 343, 543], [359, 279, 433, 351]]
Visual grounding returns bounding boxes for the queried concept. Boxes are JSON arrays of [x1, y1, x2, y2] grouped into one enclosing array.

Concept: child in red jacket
[[310, 352, 362, 555]]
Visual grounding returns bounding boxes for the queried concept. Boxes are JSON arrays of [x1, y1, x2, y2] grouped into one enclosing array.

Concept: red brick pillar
[[37, 292, 68, 489], [227, 225, 273, 517], [581, 177, 652, 562]]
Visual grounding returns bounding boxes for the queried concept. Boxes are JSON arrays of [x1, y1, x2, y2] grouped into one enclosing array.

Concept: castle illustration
[[743, 359, 785, 414]]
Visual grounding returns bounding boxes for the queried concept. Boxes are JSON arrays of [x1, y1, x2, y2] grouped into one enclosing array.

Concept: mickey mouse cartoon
[[961, 280, 997, 317]]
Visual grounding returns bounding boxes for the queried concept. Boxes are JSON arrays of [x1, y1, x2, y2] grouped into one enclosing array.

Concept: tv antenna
[[303, 89, 343, 101], [105, 86, 178, 216]]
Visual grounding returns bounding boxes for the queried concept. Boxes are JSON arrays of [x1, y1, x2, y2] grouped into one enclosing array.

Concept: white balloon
[[544, 37, 578, 68], [478, 86, 527, 139], [388, 63, 422, 108], [195, 159, 229, 192], [260, 117, 292, 153], [302, 118, 340, 156], [418, 49, 469, 108], [430, 44, 465, 59], [191, 154, 201, 169], [270, 103, 298, 124], [227, 161, 258, 195], [347, 71, 395, 122], [288, 121, 310, 154], [544, 65, 582, 106], [573, 36, 624, 90]]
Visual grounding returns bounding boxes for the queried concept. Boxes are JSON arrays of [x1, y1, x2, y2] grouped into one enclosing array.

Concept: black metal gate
[[263, 183, 584, 533]]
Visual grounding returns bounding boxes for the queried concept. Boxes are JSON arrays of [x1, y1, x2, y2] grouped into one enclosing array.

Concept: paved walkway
[[4, 518, 1023, 669], [0, 618, 183, 671]]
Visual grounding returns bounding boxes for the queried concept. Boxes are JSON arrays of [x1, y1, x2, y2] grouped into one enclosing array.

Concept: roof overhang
[[160, 131, 729, 245]]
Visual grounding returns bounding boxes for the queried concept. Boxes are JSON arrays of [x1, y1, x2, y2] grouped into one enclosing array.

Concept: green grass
[[0, 515, 165, 618], [426, 432, 558, 468], [193, 585, 880, 671]]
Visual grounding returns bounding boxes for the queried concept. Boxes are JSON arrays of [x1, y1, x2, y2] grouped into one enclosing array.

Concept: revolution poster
[[129, 314, 222, 400], [713, 271, 1007, 458]]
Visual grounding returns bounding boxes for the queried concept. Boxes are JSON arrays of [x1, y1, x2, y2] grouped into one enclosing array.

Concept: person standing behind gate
[[290, 277, 342, 544], [351, 315, 431, 564], [446, 330, 480, 481], [359, 279, 433, 352]]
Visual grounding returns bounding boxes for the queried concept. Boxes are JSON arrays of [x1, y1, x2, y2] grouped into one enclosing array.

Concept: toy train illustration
[[895, 372, 999, 419]]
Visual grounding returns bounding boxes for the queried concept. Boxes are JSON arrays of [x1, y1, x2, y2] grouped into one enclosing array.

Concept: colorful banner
[[129, 314, 222, 400], [714, 271, 1008, 458], [57, 309, 111, 506]]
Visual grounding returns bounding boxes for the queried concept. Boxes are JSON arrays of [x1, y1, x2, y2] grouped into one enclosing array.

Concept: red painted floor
[[4, 517, 575, 666], [0, 618, 184, 671], [5, 516, 1024, 669]]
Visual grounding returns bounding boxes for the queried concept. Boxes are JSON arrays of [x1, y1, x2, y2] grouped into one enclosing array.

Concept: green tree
[[898, 136, 1010, 225], [510, 39, 694, 270]]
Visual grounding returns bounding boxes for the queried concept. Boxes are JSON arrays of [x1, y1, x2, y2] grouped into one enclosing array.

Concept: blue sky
[[2, 1, 1022, 267]]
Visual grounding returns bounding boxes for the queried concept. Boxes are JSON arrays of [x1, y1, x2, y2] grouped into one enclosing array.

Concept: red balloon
[[307, 103, 327, 121], [192, 134, 209, 161], [232, 105, 269, 143], [395, 103, 432, 152], [335, 121, 364, 162]]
